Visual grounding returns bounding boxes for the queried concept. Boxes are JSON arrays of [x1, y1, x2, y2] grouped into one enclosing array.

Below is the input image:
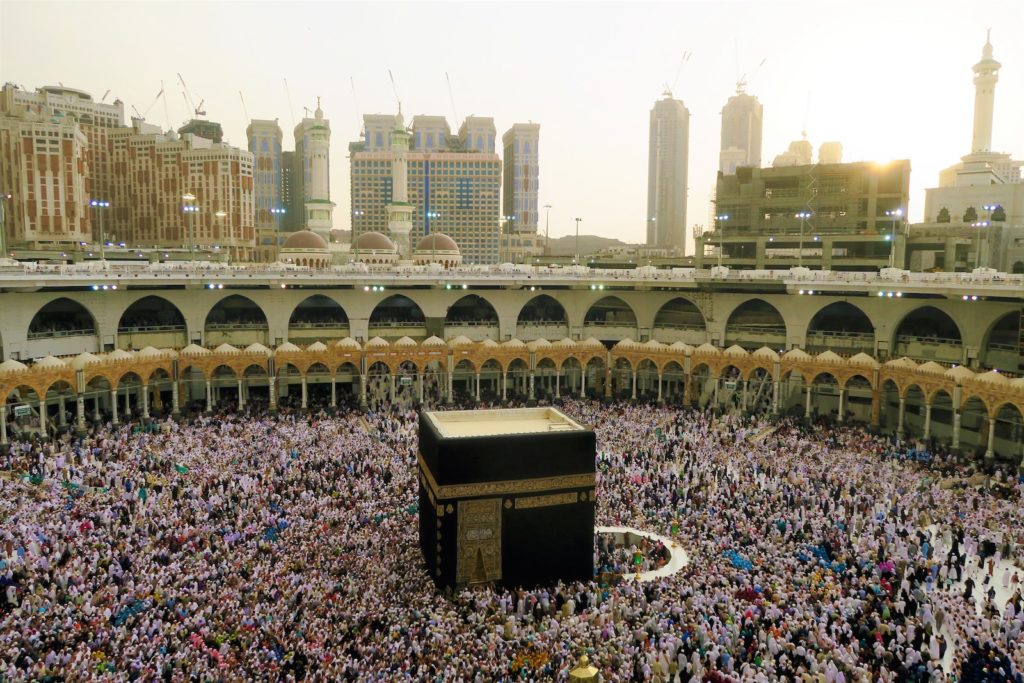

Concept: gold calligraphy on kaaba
[[456, 498, 502, 585], [417, 453, 596, 501], [514, 492, 580, 509]]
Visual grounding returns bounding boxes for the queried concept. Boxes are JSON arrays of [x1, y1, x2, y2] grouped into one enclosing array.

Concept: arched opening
[[611, 357, 633, 400], [479, 359, 502, 403], [118, 296, 187, 349], [808, 372, 839, 421], [42, 380, 76, 434], [240, 365, 270, 410], [275, 363, 302, 410], [534, 358, 558, 401], [991, 403, 1024, 464], [724, 299, 786, 350], [805, 302, 874, 355], [584, 356, 607, 400], [779, 370, 809, 418], [451, 359, 476, 404], [893, 306, 962, 364], [902, 385, 926, 440], [879, 379, 901, 432], [391, 360, 418, 409], [28, 298, 99, 355], [209, 366, 239, 411], [288, 295, 350, 344], [842, 375, 873, 424], [690, 363, 714, 409], [662, 361, 686, 404], [652, 298, 706, 344], [147, 368, 173, 417], [369, 295, 426, 340], [716, 364, 745, 412], [421, 360, 445, 408], [178, 365, 206, 412], [205, 295, 269, 346], [635, 359, 659, 402], [303, 362, 333, 408], [746, 366, 774, 416], [444, 295, 499, 341], [504, 358, 530, 401], [516, 295, 569, 341], [980, 310, 1022, 374], [114, 372, 144, 421], [561, 357, 583, 398], [959, 396, 989, 458], [366, 361, 391, 411], [928, 389, 955, 444], [83, 375, 112, 423], [583, 296, 638, 341]]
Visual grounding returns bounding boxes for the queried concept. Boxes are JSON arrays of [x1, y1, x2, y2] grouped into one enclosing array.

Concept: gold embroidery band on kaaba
[[514, 492, 579, 509], [417, 453, 596, 501]]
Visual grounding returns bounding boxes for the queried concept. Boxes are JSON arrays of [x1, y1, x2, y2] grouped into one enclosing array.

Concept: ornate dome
[[282, 230, 329, 250], [354, 231, 396, 252], [415, 233, 459, 253]]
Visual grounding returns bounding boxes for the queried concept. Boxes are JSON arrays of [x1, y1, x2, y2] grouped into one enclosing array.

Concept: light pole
[[795, 212, 811, 268], [971, 220, 990, 269], [574, 217, 582, 265], [543, 204, 552, 256], [714, 214, 729, 267], [1, 192, 12, 259], [884, 208, 903, 268], [182, 193, 198, 262], [89, 199, 111, 262]]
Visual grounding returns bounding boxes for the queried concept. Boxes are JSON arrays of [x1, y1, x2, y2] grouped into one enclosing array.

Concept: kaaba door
[[456, 498, 502, 585]]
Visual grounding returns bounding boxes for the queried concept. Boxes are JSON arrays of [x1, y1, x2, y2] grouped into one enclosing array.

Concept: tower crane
[[177, 72, 206, 117]]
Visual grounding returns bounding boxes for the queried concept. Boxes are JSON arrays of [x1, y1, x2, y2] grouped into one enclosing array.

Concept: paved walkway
[[596, 525, 690, 582]]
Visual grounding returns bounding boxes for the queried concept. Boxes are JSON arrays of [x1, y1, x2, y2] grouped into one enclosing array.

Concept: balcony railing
[[27, 328, 96, 340]]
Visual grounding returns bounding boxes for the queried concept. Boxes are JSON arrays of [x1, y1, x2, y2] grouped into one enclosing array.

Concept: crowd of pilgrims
[[1, 393, 1022, 682]]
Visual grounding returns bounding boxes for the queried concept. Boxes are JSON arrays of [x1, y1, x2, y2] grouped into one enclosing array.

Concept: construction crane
[[445, 72, 460, 127], [736, 57, 767, 94], [387, 69, 401, 114], [239, 91, 249, 125], [100, 89, 111, 103], [177, 72, 206, 117], [131, 85, 166, 122], [663, 51, 692, 97]]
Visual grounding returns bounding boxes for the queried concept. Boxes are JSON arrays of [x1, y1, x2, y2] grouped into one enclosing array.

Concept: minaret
[[304, 97, 335, 240], [386, 106, 414, 259], [971, 31, 1001, 154]]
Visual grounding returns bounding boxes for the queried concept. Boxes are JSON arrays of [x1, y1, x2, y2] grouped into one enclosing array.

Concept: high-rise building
[[280, 151, 296, 231], [719, 89, 762, 174], [247, 119, 285, 231], [178, 119, 223, 144], [0, 107, 90, 249], [292, 100, 334, 240], [646, 92, 690, 252], [502, 123, 540, 233], [350, 113, 502, 264]]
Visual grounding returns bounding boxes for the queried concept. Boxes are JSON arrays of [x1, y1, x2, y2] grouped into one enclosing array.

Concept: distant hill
[[545, 234, 633, 256]]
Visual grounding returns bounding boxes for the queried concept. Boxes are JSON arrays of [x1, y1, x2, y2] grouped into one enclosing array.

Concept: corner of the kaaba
[[416, 409, 597, 591]]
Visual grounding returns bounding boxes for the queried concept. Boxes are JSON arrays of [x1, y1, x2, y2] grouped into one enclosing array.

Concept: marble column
[[923, 403, 932, 439], [952, 410, 961, 448], [837, 388, 845, 423], [76, 394, 85, 431], [111, 389, 119, 424], [58, 395, 67, 426], [141, 384, 150, 419], [897, 397, 906, 437], [238, 379, 246, 409], [985, 418, 995, 459], [631, 371, 637, 400], [804, 385, 812, 418], [301, 377, 309, 409], [657, 373, 663, 402], [330, 377, 337, 408], [501, 371, 507, 402]]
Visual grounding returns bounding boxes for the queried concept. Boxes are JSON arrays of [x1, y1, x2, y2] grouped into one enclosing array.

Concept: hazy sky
[[2, 0, 1022, 250]]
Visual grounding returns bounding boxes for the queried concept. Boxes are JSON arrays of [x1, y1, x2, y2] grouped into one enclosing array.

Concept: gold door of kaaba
[[456, 498, 502, 584]]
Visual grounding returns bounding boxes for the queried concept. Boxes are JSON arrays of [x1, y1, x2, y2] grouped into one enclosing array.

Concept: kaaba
[[418, 407, 596, 590]]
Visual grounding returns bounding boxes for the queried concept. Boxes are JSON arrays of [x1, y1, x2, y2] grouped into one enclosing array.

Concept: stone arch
[[805, 301, 875, 355], [369, 295, 426, 337], [724, 299, 786, 350], [959, 395, 991, 456], [204, 294, 269, 346], [991, 402, 1024, 462], [28, 297, 100, 355], [651, 297, 707, 344], [118, 296, 186, 332], [583, 296, 638, 331], [892, 305, 963, 364], [979, 309, 1022, 373], [445, 295, 500, 341], [515, 294, 569, 340], [288, 295, 350, 343]]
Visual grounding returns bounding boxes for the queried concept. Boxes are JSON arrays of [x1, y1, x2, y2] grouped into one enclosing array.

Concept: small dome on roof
[[448, 335, 474, 347], [108, 349, 134, 360], [669, 341, 694, 353], [365, 337, 389, 347], [975, 369, 1007, 385], [282, 230, 329, 250], [917, 361, 945, 374], [415, 233, 459, 252], [581, 337, 605, 348], [181, 344, 211, 356], [643, 339, 666, 349], [816, 350, 844, 363], [275, 342, 301, 353], [36, 355, 67, 368], [695, 343, 720, 354], [782, 348, 812, 361], [306, 341, 328, 352], [614, 338, 637, 348], [849, 352, 879, 368], [553, 338, 576, 348], [944, 365, 975, 381], [336, 337, 361, 349], [213, 343, 239, 354], [527, 338, 552, 350], [752, 346, 780, 360], [0, 359, 28, 373], [502, 338, 526, 348], [393, 336, 418, 347], [885, 357, 917, 369], [723, 345, 748, 356], [245, 343, 272, 355], [354, 231, 396, 252], [137, 346, 164, 358], [480, 338, 499, 347], [71, 352, 100, 369], [422, 336, 447, 347]]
